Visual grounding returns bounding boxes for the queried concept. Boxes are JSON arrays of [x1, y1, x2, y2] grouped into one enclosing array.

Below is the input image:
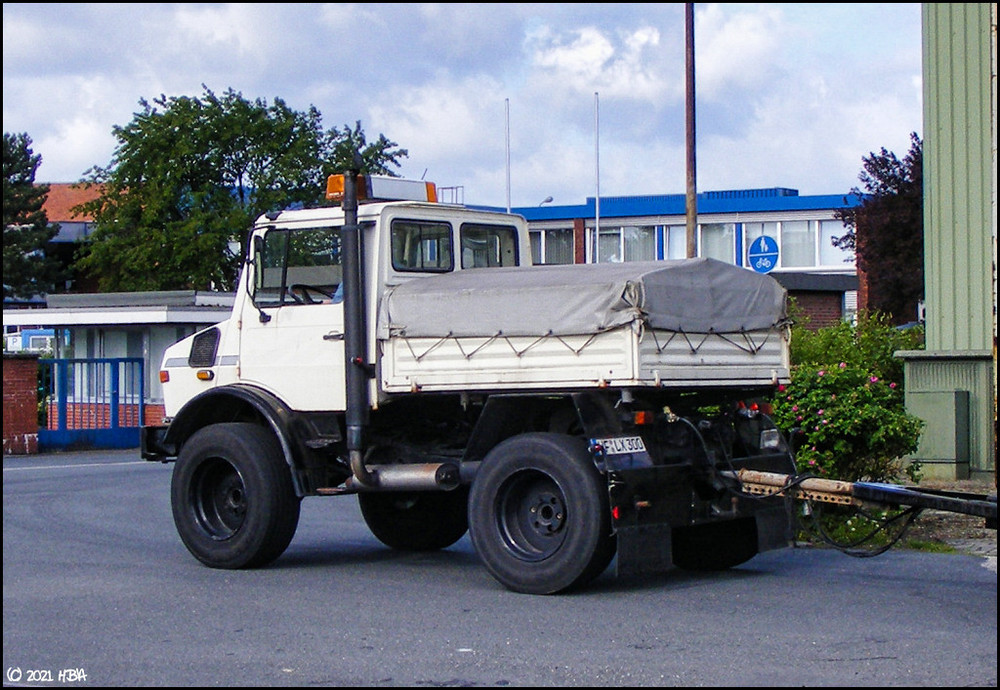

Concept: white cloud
[[695, 3, 786, 97], [2, 3, 923, 206]]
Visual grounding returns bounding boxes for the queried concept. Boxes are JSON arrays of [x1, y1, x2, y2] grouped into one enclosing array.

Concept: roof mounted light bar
[[326, 174, 437, 203]]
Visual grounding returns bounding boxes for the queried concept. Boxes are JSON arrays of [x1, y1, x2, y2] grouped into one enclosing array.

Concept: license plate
[[595, 436, 647, 455]]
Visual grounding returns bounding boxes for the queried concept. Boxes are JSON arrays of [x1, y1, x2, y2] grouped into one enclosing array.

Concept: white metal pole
[[505, 98, 511, 214], [594, 92, 600, 263]]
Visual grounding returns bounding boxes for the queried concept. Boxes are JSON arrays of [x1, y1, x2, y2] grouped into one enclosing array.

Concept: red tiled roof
[[40, 183, 103, 222]]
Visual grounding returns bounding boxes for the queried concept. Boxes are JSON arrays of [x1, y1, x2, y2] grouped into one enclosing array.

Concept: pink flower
[[792, 405, 798, 412], [818, 370, 826, 377], [839, 362, 847, 369], [817, 409, 824, 416], [889, 382, 897, 389], [869, 376, 879, 383]]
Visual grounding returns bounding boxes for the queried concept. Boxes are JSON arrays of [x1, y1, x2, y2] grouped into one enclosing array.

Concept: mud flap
[[754, 502, 797, 553], [616, 524, 673, 576]]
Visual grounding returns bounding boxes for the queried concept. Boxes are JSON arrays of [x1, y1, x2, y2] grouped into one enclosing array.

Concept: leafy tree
[[323, 120, 408, 180], [833, 133, 923, 325], [74, 86, 407, 292], [3, 132, 62, 300]]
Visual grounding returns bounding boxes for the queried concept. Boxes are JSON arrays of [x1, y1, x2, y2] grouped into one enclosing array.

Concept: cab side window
[[391, 219, 453, 272], [460, 223, 519, 268]]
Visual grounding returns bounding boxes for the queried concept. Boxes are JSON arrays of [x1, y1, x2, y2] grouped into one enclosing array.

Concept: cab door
[[238, 224, 347, 411]]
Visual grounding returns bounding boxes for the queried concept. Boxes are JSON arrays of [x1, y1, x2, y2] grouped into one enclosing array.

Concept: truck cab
[[157, 175, 530, 417]]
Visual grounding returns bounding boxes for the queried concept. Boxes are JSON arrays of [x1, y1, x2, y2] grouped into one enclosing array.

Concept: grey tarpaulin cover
[[377, 257, 788, 339]]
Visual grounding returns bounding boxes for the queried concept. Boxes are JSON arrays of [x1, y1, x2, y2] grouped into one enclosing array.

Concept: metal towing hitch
[[723, 468, 997, 555], [730, 468, 997, 527]]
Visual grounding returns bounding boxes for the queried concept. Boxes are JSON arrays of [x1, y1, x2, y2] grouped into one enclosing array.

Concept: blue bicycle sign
[[747, 235, 779, 273]]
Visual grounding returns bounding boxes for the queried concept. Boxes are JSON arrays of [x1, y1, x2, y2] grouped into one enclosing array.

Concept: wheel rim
[[495, 469, 567, 561], [191, 457, 247, 540]]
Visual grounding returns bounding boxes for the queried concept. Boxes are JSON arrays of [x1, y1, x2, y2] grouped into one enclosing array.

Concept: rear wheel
[[359, 488, 469, 551], [171, 423, 300, 569], [468, 433, 616, 594], [672, 517, 758, 571]]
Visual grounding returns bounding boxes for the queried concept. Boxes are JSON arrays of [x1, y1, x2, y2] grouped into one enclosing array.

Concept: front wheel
[[171, 423, 301, 569], [468, 433, 616, 594]]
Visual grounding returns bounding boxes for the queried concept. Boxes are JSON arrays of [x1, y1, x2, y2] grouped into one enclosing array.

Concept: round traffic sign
[[747, 235, 779, 273]]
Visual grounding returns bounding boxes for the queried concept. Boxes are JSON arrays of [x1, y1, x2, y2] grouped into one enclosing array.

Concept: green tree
[[833, 132, 923, 325], [74, 86, 407, 292], [323, 120, 408, 180], [3, 132, 62, 300]]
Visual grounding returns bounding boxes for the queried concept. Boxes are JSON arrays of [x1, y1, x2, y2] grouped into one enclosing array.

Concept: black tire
[[358, 488, 469, 551], [468, 433, 616, 594], [672, 517, 759, 571], [171, 423, 301, 569]]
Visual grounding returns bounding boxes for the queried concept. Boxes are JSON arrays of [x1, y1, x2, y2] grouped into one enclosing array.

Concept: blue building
[[503, 186, 862, 329]]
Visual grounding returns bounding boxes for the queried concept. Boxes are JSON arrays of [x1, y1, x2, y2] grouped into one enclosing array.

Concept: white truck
[[142, 170, 803, 594]]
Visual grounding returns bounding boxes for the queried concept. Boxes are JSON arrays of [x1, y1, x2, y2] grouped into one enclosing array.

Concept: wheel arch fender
[[164, 384, 306, 495], [463, 391, 622, 464]]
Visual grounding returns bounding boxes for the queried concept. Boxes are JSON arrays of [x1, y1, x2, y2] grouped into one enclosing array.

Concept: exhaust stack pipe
[[341, 160, 378, 488]]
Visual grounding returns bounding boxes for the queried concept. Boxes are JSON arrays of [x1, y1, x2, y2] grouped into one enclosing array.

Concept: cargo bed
[[376, 258, 791, 393]]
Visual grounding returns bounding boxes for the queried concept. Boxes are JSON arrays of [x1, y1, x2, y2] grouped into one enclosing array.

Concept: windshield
[[251, 225, 342, 307]]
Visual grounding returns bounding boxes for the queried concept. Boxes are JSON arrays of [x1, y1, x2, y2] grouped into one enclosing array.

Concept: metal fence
[[37, 357, 145, 450]]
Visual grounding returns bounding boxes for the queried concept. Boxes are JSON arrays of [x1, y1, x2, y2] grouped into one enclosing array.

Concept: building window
[[27, 335, 54, 352], [663, 225, 688, 259], [593, 225, 657, 263], [699, 223, 735, 263], [818, 219, 853, 267], [623, 225, 656, 261], [780, 220, 815, 267], [596, 227, 622, 262], [530, 228, 574, 264]]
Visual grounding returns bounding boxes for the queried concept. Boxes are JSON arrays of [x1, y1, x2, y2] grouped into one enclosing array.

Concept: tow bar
[[723, 469, 996, 556]]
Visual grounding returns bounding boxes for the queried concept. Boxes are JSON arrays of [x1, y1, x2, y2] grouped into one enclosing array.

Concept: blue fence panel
[[37, 358, 145, 450]]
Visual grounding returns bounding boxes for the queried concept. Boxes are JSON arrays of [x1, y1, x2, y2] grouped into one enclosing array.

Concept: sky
[[2, 3, 924, 209]]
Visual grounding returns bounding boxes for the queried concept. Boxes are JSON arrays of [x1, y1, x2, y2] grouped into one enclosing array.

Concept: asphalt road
[[4, 449, 997, 687]]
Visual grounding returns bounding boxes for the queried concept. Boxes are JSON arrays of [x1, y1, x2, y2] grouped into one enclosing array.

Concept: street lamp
[[539, 196, 553, 206]]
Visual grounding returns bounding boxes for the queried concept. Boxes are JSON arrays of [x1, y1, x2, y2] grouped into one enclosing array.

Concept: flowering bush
[[771, 363, 924, 482], [789, 310, 924, 383]]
